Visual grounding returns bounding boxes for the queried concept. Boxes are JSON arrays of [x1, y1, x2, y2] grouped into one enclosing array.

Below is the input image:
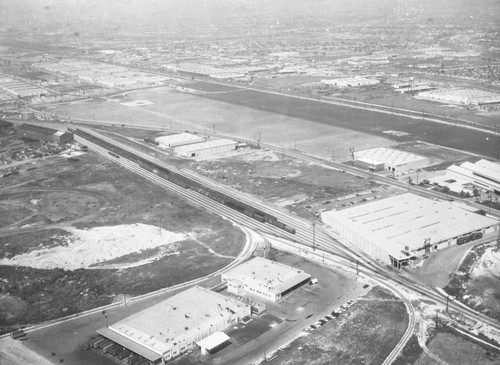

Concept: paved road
[[24, 127, 497, 365]]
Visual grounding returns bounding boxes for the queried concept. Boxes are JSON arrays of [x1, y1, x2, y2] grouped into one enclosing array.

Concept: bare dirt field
[[265, 285, 408, 365], [44, 86, 396, 162], [0, 150, 245, 329], [414, 329, 500, 365], [188, 147, 379, 219]]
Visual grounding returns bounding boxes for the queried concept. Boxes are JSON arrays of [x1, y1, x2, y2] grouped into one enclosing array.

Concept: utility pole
[[356, 260, 359, 276], [312, 221, 316, 251]]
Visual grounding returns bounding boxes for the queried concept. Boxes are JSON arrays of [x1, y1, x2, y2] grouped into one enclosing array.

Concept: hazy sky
[[1, 0, 498, 33]]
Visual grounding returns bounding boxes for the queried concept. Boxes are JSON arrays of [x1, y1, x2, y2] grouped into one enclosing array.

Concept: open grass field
[[181, 82, 500, 159], [0, 150, 244, 328], [44, 86, 396, 162]]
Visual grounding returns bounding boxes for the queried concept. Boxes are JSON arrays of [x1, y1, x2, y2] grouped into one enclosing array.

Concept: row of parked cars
[[304, 299, 357, 332]]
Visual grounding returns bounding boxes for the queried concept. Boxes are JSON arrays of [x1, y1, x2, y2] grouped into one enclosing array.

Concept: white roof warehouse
[[97, 286, 250, 364], [321, 193, 499, 268], [222, 257, 311, 302]]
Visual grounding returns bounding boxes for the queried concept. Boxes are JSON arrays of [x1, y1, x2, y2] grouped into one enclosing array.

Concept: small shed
[[197, 332, 230, 355], [52, 131, 74, 144]]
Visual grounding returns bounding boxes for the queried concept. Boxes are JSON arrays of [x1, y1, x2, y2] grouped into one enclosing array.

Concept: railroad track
[[75, 129, 500, 364]]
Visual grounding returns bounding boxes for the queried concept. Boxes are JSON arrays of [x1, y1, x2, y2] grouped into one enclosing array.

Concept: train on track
[[71, 128, 296, 235]]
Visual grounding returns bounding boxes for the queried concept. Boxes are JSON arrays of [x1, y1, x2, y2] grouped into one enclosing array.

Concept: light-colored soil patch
[[0, 338, 54, 365], [274, 193, 309, 208], [0, 223, 188, 270], [466, 247, 500, 316], [471, 247, 500, 278], [120, 99, 155, 107]]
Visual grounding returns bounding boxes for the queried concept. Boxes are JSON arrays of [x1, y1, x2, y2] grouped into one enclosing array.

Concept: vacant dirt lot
[[0, 151, 244, 329], [189, 148, 379, 219], [415, 330, 500, 365], [445, 243, 500, 321], [266, 286, 408, 365]]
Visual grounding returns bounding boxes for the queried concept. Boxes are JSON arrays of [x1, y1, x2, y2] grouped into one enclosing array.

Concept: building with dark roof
[[17, 124, 73, 144]]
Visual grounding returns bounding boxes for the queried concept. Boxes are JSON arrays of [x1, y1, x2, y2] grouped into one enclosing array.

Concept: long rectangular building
[[321, 193, 499, 268], [97, 286, 250, 364], [174, 138, 237, 158]]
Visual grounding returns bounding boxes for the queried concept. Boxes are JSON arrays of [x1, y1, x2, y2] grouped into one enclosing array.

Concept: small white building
[[97, 286, 250, 364], [174, 138, 237, 158], [222, 257, 311, 302], [354, 147, 429, 174], [155, 132, 205, 148]]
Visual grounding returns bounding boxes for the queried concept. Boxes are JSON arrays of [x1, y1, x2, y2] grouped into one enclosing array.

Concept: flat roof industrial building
[[174, 138, 237, 158], [97, 286, 250, 364], [429, 159, 500, 195], [353, 147, 429, 174], [321, 193, 499, 268], [221, 257, 311, 302], [155, 132, 205, 148]]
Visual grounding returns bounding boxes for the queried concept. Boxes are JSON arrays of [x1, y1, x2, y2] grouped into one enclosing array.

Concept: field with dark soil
[[0, 151, 244, 330], [184, 82, 500, 159], [266, 286, 408, 365]]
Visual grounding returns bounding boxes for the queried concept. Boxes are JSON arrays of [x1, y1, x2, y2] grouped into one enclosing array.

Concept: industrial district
[[1, 1, 500, 365]]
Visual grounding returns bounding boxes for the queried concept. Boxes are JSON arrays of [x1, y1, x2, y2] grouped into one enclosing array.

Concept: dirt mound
[[0, 223, 187, 270]]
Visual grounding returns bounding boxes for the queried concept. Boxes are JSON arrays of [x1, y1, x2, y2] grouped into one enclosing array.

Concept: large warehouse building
[[428, 159, 500, 195], [174, 138, 237, 158], [321, 193, 499, 268], [155, 132, 205, 148], [97, 286, 250, 364], [221, 257, 311, 302], [354, 147, 429, 174]]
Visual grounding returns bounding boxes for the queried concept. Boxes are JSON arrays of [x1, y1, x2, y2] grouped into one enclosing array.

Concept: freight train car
[[73, 128, 296, 235]]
